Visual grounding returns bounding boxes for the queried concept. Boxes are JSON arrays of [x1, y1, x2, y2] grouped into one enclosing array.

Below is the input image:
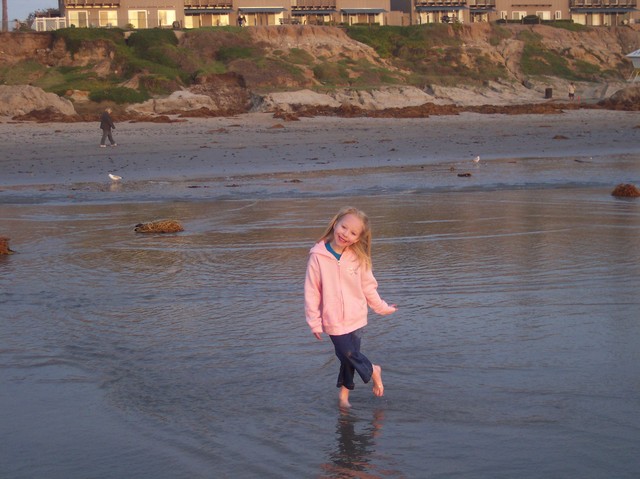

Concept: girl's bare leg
[[339, 386, 351, 408], [372, 365, 384, 397]]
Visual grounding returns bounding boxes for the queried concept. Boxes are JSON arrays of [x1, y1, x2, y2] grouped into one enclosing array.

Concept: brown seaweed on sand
[[611, 184, 640, 198], [0, 237, 15, 254], [134, 220, 184, 233]]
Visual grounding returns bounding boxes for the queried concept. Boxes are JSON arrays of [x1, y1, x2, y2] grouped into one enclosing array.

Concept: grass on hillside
[[1, 28, 264, 103], [546, 20, 590, 32], [345, 24, 510, 86], [516, 29, 614, 81], [0, 60, 48, 85], [348, 24, 617, 84], [53, 27, 126, 56], [0, 23, 624, 104]]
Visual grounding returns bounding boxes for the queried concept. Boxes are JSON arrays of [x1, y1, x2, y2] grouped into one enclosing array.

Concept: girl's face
[[331, 213, 364, 253]]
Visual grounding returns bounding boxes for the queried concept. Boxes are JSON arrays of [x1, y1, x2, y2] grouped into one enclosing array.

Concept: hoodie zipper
[[336, 257, 345, 321]]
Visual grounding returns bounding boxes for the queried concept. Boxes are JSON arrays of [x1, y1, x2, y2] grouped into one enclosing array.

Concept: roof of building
[[416, 5, 468, 10], [340, 8, 388, 14], [572, 7, 637, 12], [237, 7, 285, 12], [291, 9, 337, 15]]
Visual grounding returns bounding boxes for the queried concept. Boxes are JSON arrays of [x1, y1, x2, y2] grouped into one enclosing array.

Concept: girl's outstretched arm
[[362, 268, 397, 315]]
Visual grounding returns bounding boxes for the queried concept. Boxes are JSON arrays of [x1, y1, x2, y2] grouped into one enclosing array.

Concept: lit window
[[69, 11, 88, 28], [158, 10, 177, 27], [99, 10, 118, 27], [128, 10, 148, 29]]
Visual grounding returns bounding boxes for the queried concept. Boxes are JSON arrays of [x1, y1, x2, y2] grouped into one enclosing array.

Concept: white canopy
[[626, 49, 640, 68]]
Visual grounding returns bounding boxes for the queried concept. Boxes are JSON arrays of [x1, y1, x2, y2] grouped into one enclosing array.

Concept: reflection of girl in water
[[324, 410, 385, 476]]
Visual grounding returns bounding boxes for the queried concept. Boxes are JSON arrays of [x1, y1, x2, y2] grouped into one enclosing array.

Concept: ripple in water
[[1, 188, 639, 478]]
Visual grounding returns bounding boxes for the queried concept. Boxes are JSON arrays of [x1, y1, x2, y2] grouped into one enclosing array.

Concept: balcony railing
[[570, 0, 636, 6], [291, 0, 338, 9], [466, 0, 496, 7], [64, 0, 120, 7], [184, 0, 233, 7], [415, 1, 467, 6]]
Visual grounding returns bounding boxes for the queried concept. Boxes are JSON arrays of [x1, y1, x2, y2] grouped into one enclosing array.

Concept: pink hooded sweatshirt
[[305, 241, 395, 336]]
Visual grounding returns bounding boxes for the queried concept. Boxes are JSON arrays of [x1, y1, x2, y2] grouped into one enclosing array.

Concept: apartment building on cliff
[[407, 0, 636, 24], [58, 0, 393, 28], [58, 0, 637, 29]]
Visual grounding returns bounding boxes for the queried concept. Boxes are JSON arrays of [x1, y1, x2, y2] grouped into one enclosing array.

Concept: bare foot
[[339, 386, 351, 408], [372, 365, 384, 397]]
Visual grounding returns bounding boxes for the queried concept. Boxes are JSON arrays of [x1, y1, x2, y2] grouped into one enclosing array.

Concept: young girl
[[304, 206, 397, 408]]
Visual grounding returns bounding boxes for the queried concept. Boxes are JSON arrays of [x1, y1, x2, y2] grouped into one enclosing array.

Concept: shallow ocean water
[[1, 156, 640, 478]]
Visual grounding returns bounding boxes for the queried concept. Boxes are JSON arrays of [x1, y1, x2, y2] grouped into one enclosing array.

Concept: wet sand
[[2, 190, 640, 479], [1, 110, 639, 193], [2, 110, 640, 478]]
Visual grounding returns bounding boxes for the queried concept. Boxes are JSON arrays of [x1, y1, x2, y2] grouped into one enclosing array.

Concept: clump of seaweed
[[134, 220, 184, 233], [611, 183, 640, 198]]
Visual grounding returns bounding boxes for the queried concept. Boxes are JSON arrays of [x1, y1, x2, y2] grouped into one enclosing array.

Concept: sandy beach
[[3, 22, 640, 479], [2, 108, 640, 478], [1, 109, 639, 195]]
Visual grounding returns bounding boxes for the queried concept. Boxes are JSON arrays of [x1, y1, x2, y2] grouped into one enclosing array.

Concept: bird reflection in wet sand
[[108, 173, 122, 191]]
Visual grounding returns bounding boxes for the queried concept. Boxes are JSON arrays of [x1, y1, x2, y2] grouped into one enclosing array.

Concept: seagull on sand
[[473, 155, 481, 164], [108, 173, 122, 182]]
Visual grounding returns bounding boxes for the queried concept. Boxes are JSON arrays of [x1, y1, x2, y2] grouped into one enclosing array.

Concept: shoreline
[[1, 110, 640, 195]]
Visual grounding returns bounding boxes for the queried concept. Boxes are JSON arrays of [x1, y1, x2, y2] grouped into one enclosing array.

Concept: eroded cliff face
[[248, 25, 387, 65], [1, 24, 640, 120], [455, 23, 640, 83], [0, 32, 116, 70], [0, 32, 55, 63], [2, 25, 639, 87]]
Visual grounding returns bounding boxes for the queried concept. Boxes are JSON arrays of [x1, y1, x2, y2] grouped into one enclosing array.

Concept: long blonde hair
[[318, 206, 372, 270]]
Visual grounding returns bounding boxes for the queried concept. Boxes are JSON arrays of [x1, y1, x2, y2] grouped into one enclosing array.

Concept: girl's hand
[[385, 304, 398, 314], [313, 332, 323, 340]]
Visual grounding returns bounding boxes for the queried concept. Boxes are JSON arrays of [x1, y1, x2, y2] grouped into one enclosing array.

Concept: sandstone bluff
[[1, 24, 639, 121]]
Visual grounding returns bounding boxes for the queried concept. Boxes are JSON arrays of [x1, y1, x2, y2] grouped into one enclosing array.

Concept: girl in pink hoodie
[[305, 206, 397, 408]]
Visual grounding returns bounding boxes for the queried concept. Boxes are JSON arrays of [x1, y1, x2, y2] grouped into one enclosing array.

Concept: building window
[[69, 10, 88, 28], [158, 10, 176, 27], [99, 10, 117, 27], [555, 10, 562, 19], [512, 11, 527, 20], [128, 10, 148, 29]]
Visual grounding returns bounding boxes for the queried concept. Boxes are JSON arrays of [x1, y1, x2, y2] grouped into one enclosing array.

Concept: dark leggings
[[101, 128, 115, 145], [330, 329, 373, 390]]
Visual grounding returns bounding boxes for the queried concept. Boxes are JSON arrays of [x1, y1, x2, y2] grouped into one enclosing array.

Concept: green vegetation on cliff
[[346, 25, 510, 86], [515, 29, 617, 81], [347, 24, 627, 85], [0, 24, 634, 104]]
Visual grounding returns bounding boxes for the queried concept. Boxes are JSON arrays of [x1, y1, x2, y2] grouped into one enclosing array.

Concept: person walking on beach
[[99, 107, 117, 147], [304, 206, 397, 408], [568, 82, 576, 101]]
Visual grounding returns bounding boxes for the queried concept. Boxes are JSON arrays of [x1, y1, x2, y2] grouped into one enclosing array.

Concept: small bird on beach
[[108, 173, 122, 182], [473, 155, 481, 164]]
